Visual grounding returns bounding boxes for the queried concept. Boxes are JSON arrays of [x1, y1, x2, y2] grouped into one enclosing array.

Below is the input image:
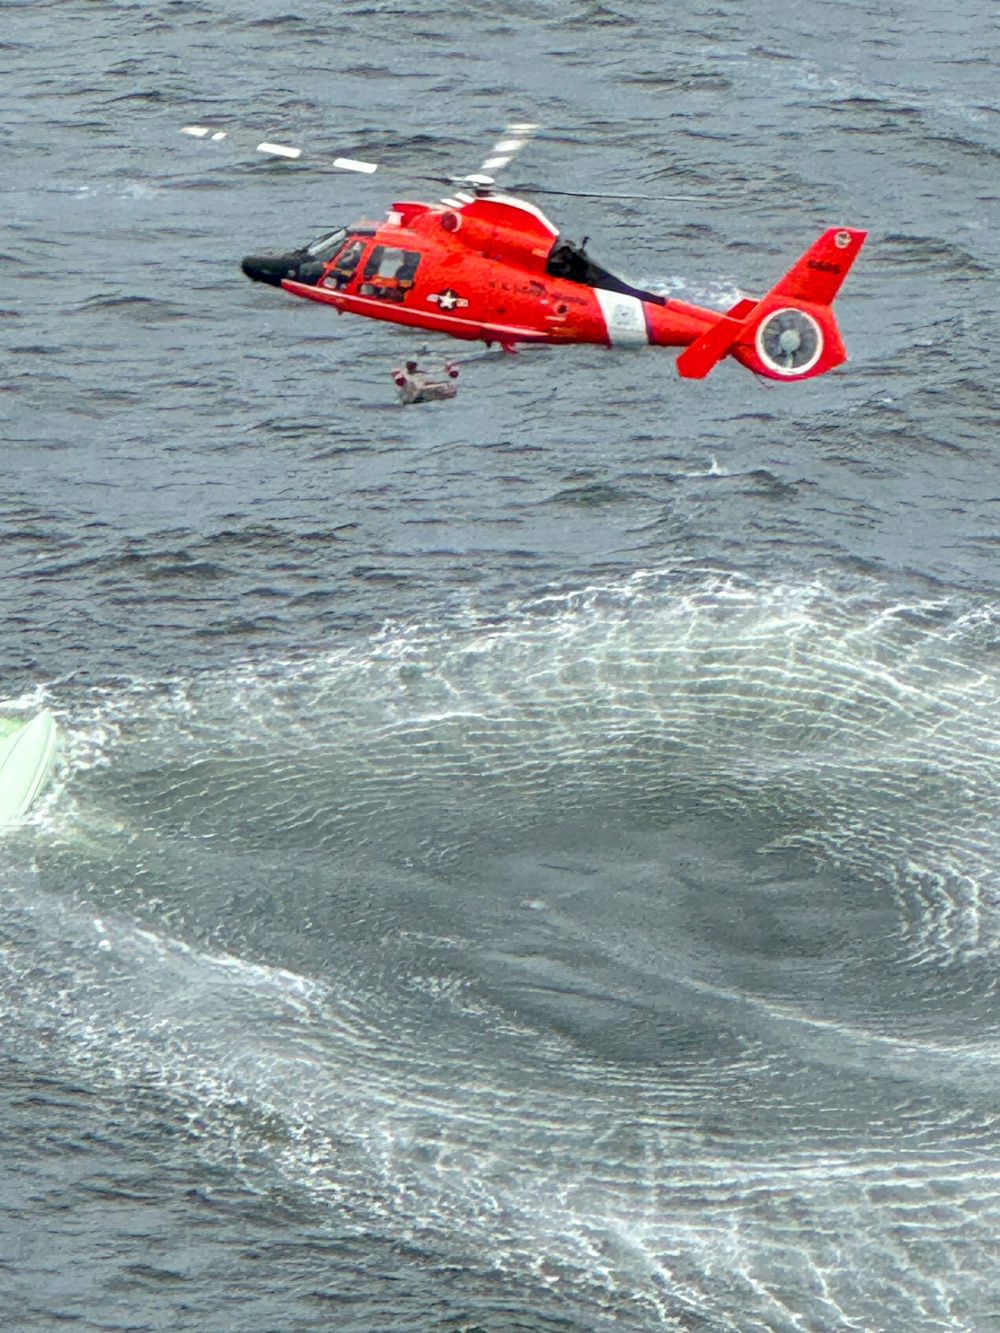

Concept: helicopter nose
[[240, 251, 325, 287], [241, 251, 297, 286]]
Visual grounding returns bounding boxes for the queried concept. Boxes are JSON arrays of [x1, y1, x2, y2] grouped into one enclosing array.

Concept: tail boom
[[671, 227, 867, 381]]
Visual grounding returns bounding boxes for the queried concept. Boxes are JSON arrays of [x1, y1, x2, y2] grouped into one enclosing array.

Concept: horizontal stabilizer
[[676, 311, 748, 379], [676, 297, 758, 378]]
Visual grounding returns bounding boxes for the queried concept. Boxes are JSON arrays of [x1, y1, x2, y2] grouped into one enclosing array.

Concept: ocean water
[[2, 1, 1000, 1329]]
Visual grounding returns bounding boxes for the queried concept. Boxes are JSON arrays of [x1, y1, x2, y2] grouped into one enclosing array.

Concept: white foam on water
[[646, 276, 749, 309], [28, 569, 1000, 968], [9, 570, 1000, 1328], [0, 885, 723, 1326], [3, 872, 999, 1332]]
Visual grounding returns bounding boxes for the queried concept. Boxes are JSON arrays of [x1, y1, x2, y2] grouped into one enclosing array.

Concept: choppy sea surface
[[3, 1, 1000, 1329]]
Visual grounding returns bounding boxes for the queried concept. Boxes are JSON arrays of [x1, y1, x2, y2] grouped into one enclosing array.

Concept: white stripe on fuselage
[[594, 289, 649, 346]]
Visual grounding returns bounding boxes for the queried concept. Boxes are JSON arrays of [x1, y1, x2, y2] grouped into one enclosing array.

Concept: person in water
[[392, 358, 459, 405]]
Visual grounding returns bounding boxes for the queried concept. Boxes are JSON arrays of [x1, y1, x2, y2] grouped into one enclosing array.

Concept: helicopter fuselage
[[242, 192, 866, 381]]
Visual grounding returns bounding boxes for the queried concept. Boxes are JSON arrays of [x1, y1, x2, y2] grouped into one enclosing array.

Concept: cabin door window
[[359, 246, 421, 302]]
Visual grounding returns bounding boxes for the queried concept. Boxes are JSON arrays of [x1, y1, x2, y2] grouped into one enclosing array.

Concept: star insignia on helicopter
[[428, 288, 468, 311]]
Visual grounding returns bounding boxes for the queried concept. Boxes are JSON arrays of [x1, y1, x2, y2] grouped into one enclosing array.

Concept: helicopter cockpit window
[[321, 239, 366, 290], [359, 246, 422, 302], [305, 228, 348, 261]]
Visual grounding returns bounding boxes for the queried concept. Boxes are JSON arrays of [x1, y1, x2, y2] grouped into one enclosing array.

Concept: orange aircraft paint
[[242, 193, 866, 381]]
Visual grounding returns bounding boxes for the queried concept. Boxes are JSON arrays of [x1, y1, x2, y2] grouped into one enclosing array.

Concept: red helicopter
[[184, 122, 866, 381]]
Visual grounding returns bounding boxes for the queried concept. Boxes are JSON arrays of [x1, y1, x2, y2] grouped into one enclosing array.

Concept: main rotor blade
[[512, 183, 707, 202], [453, 121, 540, 187], [181, 124, 384, 172], [178, 124, 468, 193], [178, 123, 718, 205]]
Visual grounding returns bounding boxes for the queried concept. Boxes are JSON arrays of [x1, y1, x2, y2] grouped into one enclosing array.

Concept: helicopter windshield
[[305, 228, 348, 260]]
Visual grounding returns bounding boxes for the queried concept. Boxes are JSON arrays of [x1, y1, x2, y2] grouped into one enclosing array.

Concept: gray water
[[3, 1, 1000, 1329]]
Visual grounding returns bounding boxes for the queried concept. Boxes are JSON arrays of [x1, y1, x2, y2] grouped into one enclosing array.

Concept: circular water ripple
[[3, 871, 999, 1332], [4, 570, 1000, 1329], [43, 569, 1000, 967]]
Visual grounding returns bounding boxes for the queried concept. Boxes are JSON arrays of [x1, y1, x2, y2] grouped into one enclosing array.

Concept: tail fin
[[676, 227, 866, 381]]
